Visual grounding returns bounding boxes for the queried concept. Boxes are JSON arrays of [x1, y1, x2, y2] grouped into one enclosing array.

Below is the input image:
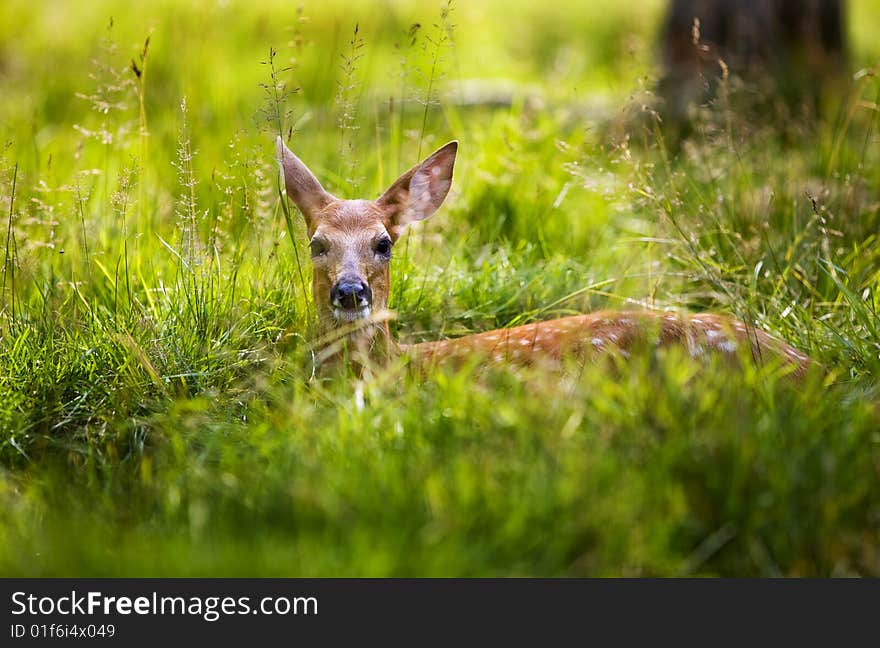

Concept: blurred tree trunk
[[657, 0, 848, 130]]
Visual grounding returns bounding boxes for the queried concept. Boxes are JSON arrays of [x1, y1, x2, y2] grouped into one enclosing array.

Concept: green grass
[[0, 0, 878, 576]]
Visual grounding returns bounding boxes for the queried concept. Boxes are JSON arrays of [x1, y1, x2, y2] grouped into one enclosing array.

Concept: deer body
[[405, 311, 810, 375], [277, 137, 811, 378]]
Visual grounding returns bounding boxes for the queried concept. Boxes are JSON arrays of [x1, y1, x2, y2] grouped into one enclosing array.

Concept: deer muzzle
[[330, 276, 372, 321]]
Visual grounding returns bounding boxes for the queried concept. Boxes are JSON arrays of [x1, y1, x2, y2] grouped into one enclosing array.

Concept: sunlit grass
[[0, 0, 878, 576]]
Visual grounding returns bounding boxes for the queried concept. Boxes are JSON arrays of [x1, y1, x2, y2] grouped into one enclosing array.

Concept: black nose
[[330, 278, 372, 310]]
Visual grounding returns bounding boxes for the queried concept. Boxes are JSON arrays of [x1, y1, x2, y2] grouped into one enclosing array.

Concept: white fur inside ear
[[377, 141, 456, 229], [404, 167, 451, 222]]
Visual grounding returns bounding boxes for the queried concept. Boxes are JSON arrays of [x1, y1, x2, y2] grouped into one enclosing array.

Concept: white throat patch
[[332, 305, 372, 322]]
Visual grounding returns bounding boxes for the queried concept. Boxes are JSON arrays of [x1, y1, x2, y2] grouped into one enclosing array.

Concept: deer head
[[277, 137, 457, 352]]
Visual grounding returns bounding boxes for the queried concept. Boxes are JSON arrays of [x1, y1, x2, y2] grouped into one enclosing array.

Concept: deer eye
[[309, 238, 328, 257], [374, 237, 392, 258]]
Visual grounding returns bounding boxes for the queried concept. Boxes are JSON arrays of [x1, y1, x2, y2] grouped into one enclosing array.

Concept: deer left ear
[[377, 141, 457, 240], [276, 136, 335, 230]]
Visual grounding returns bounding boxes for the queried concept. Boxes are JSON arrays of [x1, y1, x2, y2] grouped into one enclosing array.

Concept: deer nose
[[330, 278, 372, 310]]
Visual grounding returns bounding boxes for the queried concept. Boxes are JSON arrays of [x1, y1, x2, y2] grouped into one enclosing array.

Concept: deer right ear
[[377, 141, 457, 240], [276, 136, 334, 226]]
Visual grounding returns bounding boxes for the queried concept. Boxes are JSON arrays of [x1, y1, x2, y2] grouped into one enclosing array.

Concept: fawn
[[276, 136, 811, 377]]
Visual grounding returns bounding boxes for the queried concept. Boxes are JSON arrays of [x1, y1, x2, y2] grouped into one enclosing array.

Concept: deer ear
[[276, 136, 334, 226], [377, 141, 457, 240]]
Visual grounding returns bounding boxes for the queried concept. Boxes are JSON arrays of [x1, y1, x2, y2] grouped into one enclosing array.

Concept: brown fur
[[309, 200, 394, 333], [406, 311, 810, 378]]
